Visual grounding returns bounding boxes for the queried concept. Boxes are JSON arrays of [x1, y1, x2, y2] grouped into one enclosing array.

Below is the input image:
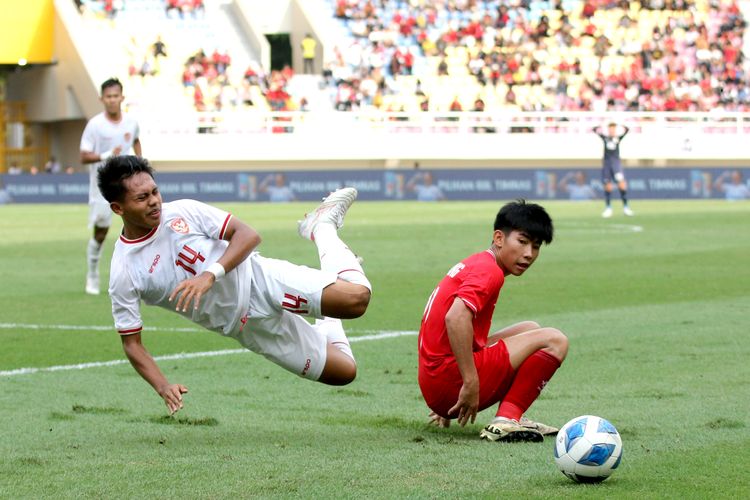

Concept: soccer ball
[[554, 415, 623, 483]]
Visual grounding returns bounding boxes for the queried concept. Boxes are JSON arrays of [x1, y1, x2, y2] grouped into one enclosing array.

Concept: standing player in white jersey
[[81, 78, 142, 295], [99, 156, 371, 414]]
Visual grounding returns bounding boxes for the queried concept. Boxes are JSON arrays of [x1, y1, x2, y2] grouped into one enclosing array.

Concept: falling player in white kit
[[98, 156, 371, 415], [81, 78, 141, 295]]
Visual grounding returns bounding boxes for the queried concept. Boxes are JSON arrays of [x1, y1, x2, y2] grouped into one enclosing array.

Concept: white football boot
[[601, 207, 613, 218], [519, 416, 559, 436], [298, 187, 358, 241], [480, 417, 544, 442], [623, 206, 634, 217]]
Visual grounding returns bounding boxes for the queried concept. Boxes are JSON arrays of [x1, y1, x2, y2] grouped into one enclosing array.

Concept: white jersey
[[80, 112, 140, 202], [108, 199, 250, 338]]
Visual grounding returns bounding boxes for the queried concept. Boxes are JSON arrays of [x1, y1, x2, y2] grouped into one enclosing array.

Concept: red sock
[[497, 350, 561, 421]]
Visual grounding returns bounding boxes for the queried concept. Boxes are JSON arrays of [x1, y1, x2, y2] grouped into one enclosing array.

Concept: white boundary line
[[0, 330, 418, 377], [556, 222, 644, 233], [0, 322, 204, 333]]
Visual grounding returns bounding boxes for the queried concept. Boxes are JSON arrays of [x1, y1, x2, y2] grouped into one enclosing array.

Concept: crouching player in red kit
[[418, 200, 567, 442]]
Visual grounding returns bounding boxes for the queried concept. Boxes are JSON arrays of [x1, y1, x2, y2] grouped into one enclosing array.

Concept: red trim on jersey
[[459, 297, 478, 313], [337, 269, 365, 275], [120, 226, 158, 244], [118, 326, 143, 335], [219, 214, 232, 240]]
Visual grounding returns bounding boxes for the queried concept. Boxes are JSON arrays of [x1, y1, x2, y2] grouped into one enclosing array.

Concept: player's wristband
[[205, 262, 226, 280], [99, 150, 113, 161]]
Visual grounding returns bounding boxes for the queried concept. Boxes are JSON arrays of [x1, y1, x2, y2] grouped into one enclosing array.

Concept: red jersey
[[418, 250, 505, 372]]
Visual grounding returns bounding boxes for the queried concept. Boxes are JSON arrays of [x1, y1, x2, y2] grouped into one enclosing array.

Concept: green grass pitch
[[0, 200, 748, 498]]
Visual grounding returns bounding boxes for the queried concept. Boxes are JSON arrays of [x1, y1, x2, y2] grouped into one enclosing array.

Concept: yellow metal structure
[[0, 0, 54, 64]]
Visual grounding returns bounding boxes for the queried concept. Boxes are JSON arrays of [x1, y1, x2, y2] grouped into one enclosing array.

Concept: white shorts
[[231, 254, 338, 381], [88, 199, 113, 228]]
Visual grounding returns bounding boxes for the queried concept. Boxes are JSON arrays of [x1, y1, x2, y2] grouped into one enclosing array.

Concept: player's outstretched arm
[[445, 298, 479, 427], [121, 332, 188, 414], [170, 217, 261, 312]]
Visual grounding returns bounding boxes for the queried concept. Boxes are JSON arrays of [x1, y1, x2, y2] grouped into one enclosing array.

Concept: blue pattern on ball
[[579, 443, 616, 466], [598, 418, 618, 434], [564, 418, 587, 451]]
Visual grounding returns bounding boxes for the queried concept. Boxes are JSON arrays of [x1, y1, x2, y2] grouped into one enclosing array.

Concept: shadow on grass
[[71, 404, 128, 415], [334, 388, 371, 397], [704, 418, 744, 430], [145, 415, 219, 426], [49, 411, 75, 421]]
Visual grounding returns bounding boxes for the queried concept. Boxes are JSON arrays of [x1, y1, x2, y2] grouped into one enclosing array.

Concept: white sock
[[313, 223, 371, 291], [314, 317, 355, 362], [87, 238, 102, 276]]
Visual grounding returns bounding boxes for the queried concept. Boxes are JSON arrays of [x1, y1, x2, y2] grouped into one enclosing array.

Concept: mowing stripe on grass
[[0, 330, 418, 377]]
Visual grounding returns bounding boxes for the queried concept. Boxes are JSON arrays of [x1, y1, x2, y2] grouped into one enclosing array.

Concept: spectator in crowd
[[103, 0, 121, 20], [80, 78, 142, 295], [258, 173, 297, 202], [594, 123, 634, 217], [301, 33, 318, 74], [714, 170, 750, 200], [471, 98, 495, 133], [558, 171, 598, 201], [44, 156, 62, 174], [7, 163, 22, 175], [0, 178, 12, 204], [406, 170, 445, 202], [166, 0, 203, 19]]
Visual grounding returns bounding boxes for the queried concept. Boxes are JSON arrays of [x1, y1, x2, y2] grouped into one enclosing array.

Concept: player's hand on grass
[[427, 411, 451, 428], [169, 273, 216, 312], [448, 380, 479, 427], [158, 383, 188, 415]]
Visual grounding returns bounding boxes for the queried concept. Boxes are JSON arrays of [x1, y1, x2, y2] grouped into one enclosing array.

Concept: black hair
[[101, 77, 123, 94], [493, 199, 553, 244], [97, 156, 155, 202]]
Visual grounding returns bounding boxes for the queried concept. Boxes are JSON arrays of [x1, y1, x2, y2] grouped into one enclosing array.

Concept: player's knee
[[546, 328, 568, 361], [319, 359, 357, 386], [518, 320, 541, 332]]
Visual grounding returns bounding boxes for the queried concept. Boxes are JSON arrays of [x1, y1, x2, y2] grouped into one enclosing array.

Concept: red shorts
[[418, 341, 515, 419]]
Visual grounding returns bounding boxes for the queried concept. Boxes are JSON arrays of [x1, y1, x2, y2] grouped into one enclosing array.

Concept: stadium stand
[[321, 0, 750, 113], [2, 0, 749, 171]]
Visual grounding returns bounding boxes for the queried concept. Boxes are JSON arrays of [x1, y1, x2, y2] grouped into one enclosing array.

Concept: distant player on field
[[593, 122, 633, 218], [81, 78, 141, 295], [418, 200, 567, 442], [99, 156, 371, 414]]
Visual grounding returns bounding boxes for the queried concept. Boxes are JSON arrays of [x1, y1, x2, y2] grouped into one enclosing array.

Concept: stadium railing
[[135, 111, 750, 163]]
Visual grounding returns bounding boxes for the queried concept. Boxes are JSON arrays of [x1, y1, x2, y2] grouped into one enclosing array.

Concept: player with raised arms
[[593, 122, 634, 218], [418, 200, 567, 442], [99, 156, 371, 414]]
